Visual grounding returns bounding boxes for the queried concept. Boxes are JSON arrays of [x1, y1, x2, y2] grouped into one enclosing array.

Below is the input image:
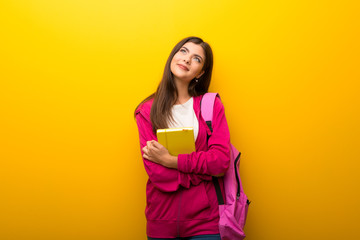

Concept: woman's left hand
[[142, 140, 178, 169]]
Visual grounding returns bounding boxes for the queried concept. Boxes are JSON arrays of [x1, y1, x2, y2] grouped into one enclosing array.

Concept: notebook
[[156, 127, 196, 156]]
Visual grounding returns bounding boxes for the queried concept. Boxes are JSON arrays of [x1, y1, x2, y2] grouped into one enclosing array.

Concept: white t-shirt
[[168, 97, 199, 141]]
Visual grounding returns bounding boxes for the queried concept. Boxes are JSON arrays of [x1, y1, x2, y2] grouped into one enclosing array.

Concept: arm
[[142, 141, 224, 176], [143, 97, 231, 176], [135, 109, 212, 192], [177, 97, 231, 176]]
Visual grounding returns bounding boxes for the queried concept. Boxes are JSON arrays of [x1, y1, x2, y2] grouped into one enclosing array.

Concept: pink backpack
[[201, 93, 250, 240]]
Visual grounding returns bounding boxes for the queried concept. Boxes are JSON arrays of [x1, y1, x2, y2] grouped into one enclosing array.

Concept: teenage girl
[[135, 36, 231, 240]]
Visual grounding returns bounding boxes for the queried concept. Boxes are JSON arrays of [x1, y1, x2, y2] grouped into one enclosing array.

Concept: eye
[[180, 49, 186, 53], [194, 57, 201, 63]]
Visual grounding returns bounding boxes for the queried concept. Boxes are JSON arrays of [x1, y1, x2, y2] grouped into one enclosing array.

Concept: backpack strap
[[200, 93, 225, 205], [200, 92, 219, 133]]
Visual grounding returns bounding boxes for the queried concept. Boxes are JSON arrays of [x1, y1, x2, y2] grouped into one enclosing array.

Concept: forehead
[[181, 42, 205, 58]]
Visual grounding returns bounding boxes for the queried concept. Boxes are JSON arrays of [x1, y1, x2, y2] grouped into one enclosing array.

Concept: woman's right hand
[[142, 140, 178, 169]]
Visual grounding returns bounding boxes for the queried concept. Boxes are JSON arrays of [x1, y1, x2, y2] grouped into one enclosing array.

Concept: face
[[170, 42, 205, 84]]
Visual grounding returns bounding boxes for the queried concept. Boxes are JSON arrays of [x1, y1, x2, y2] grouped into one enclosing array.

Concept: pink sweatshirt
[[135, 95, 230, 238]]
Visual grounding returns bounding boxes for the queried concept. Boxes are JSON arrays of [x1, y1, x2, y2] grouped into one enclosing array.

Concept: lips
[[177, 64, 189, 71]]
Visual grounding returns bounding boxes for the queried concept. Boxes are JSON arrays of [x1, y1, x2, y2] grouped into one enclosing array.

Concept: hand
[[142, 140, 178, 169]]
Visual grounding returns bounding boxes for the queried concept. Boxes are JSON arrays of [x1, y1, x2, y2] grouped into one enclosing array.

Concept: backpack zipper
[[234, 152, 241, 199]]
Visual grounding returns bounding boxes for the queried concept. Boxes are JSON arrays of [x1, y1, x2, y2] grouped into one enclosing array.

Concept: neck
[[174, 78, 191, 104]]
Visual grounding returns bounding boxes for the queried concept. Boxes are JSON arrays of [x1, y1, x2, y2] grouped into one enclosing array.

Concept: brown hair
[[135, 36, 214, 133]]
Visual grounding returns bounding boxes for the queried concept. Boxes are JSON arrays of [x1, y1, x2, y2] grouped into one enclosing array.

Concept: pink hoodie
[[135, 95, 230, 238]]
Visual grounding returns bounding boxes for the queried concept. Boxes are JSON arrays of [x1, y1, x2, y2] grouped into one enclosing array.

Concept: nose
[[183, 57, 191, 64]]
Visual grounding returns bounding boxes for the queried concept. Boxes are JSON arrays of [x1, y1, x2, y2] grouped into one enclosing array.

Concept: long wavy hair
[[135, 36, 213, 133]]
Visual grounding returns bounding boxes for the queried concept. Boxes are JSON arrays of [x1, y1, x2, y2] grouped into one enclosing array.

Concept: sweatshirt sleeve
[[177, 97, 231, 176], [135, 106, 212, 193]]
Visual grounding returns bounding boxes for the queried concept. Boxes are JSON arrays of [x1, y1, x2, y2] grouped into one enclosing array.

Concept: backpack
[[201, 93, 250, 240]]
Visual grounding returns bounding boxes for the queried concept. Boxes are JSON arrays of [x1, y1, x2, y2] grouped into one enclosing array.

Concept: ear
[[196, 70, 205, 79]]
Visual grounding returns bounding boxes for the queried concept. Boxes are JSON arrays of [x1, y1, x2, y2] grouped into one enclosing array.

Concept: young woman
[[135, 36, 231, 240]]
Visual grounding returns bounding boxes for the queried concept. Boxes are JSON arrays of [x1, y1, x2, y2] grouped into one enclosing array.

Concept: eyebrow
[[182, 47, 204, 61]]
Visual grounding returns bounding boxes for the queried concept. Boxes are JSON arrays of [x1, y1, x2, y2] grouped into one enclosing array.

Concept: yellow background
[[1, 0, 359, 239]]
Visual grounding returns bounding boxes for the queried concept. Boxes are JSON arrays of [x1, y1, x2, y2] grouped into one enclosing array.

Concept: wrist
[[166, 155, 178, 169]]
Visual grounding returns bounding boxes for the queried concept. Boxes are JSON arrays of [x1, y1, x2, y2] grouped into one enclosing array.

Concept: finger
[[142, 146, 149, 154], [147, 146, 153, 155], [153, 141, 168, 153], [147, 141, 153, 150], [151, 140, 162, 149], [148, 141, 157, 153], [143, 153, 150, 160]]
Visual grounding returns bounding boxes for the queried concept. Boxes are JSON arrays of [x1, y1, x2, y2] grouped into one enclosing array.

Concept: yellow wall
[[1, 0, 359, 239]]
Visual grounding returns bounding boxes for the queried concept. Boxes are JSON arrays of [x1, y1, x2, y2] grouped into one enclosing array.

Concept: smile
[[177, 64, 189, 71]]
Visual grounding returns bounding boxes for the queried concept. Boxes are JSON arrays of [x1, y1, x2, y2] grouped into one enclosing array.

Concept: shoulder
[[195, 93, 225, 119], [135, 98, 154, 118], [199, 92, 224, 109], [209, 94, 226, 121], [214, 94, 224, 109]]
